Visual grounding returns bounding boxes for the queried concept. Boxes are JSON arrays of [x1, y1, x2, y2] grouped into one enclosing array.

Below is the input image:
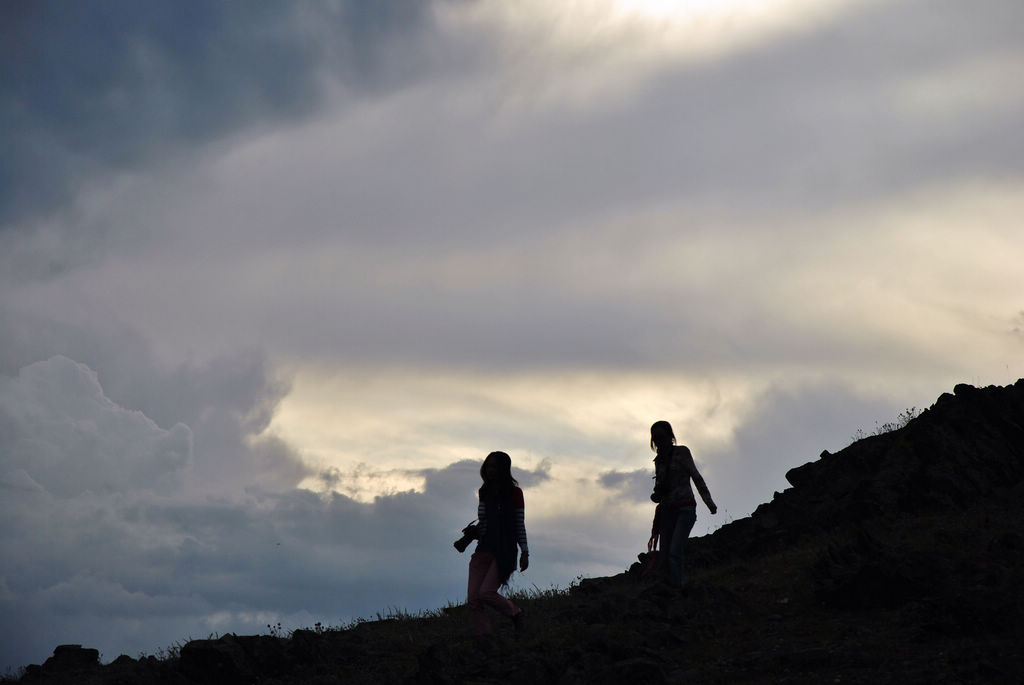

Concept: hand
[[519, 551, 529, 572], [710, 505, 718, 515]]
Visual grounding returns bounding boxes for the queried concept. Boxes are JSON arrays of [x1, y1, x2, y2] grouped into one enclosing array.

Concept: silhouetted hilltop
[[12, 381, 1024, 684], [688, 380, 1024, 564]]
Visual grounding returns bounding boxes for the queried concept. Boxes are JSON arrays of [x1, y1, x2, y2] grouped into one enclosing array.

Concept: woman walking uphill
[[649, 421, 717, 589], [466, 451, 528, 637]]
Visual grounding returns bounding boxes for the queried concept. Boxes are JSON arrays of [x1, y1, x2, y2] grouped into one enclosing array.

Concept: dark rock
[[178, 634, 251, 685], [778, 646, 832, 668], [953, 383, 976, 397], [989, 531, 1024, 556], [289, 628, 334, 663], [818, 561, 927, 610], [39, 644, 100, 674], [604, 656, 665, 683], [232, 634, 290, 673], [19, 645, 102, 684], [812, 530, 941, 610]]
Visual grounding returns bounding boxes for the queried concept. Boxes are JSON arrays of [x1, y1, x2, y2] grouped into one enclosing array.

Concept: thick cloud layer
[[0, 1, 431, 229], [2, 0, 1022, 672]]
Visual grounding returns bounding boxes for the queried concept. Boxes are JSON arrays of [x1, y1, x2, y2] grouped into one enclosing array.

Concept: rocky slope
[[12, 381, 1024, 684]]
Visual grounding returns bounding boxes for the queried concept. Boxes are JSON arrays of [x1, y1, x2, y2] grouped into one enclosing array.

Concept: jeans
[[668, 507, 697, 587]]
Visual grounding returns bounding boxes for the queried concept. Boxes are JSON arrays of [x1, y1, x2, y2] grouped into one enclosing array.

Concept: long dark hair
[[650, 420, 676, 463], [479, 451, 518, 498]]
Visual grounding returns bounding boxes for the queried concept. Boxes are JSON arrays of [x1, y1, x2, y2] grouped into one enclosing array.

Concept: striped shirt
[[477, 486, 528, 553]]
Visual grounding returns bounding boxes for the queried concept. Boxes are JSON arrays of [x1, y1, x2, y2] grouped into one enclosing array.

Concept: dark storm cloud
[[598, 468, 653, 503], [423, 457, 552, 492], [0, 0, 430, 228]]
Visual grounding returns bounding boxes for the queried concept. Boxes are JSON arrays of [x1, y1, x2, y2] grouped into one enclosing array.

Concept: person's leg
[[668, 508, 697, 587], [657, 508, 678, 577], [467, 552, 494, 635], [475, 554, 521, 621]]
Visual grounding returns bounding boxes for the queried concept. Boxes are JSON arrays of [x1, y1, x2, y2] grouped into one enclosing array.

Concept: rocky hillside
[[12, 381, 1024, 684]]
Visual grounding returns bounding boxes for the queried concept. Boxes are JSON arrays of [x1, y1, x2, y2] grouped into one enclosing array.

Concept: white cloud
[[0, 356, 192, 496]]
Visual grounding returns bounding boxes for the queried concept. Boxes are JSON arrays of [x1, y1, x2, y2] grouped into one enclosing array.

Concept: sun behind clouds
[[611, 0, 767, 20], [443, 0, 860, 69], [609, 0, 854, 21]]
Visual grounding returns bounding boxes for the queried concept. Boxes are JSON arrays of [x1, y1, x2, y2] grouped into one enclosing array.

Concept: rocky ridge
[[10, 380, 1024, 684]]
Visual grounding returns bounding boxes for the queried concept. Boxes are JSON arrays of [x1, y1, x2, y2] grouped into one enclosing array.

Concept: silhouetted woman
[[466, 451, 528, 636], [649, 421, 717, 588]]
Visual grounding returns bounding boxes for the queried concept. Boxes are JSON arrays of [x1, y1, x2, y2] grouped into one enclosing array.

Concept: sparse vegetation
[[256, 585, 578, 642], [141, 641, 182, 662], [851, 405, 919, 441]]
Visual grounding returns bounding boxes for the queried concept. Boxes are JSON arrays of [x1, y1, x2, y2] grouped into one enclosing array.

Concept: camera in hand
[[453, 521, 479, 553]]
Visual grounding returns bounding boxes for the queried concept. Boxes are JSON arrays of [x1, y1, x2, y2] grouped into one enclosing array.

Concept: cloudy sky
[[2, 0, 1022, 670]]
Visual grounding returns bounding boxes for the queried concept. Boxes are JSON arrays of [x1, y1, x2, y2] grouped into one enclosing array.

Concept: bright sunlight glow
[[443, 0, 861, 70], [611, 0, 769, 20]]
